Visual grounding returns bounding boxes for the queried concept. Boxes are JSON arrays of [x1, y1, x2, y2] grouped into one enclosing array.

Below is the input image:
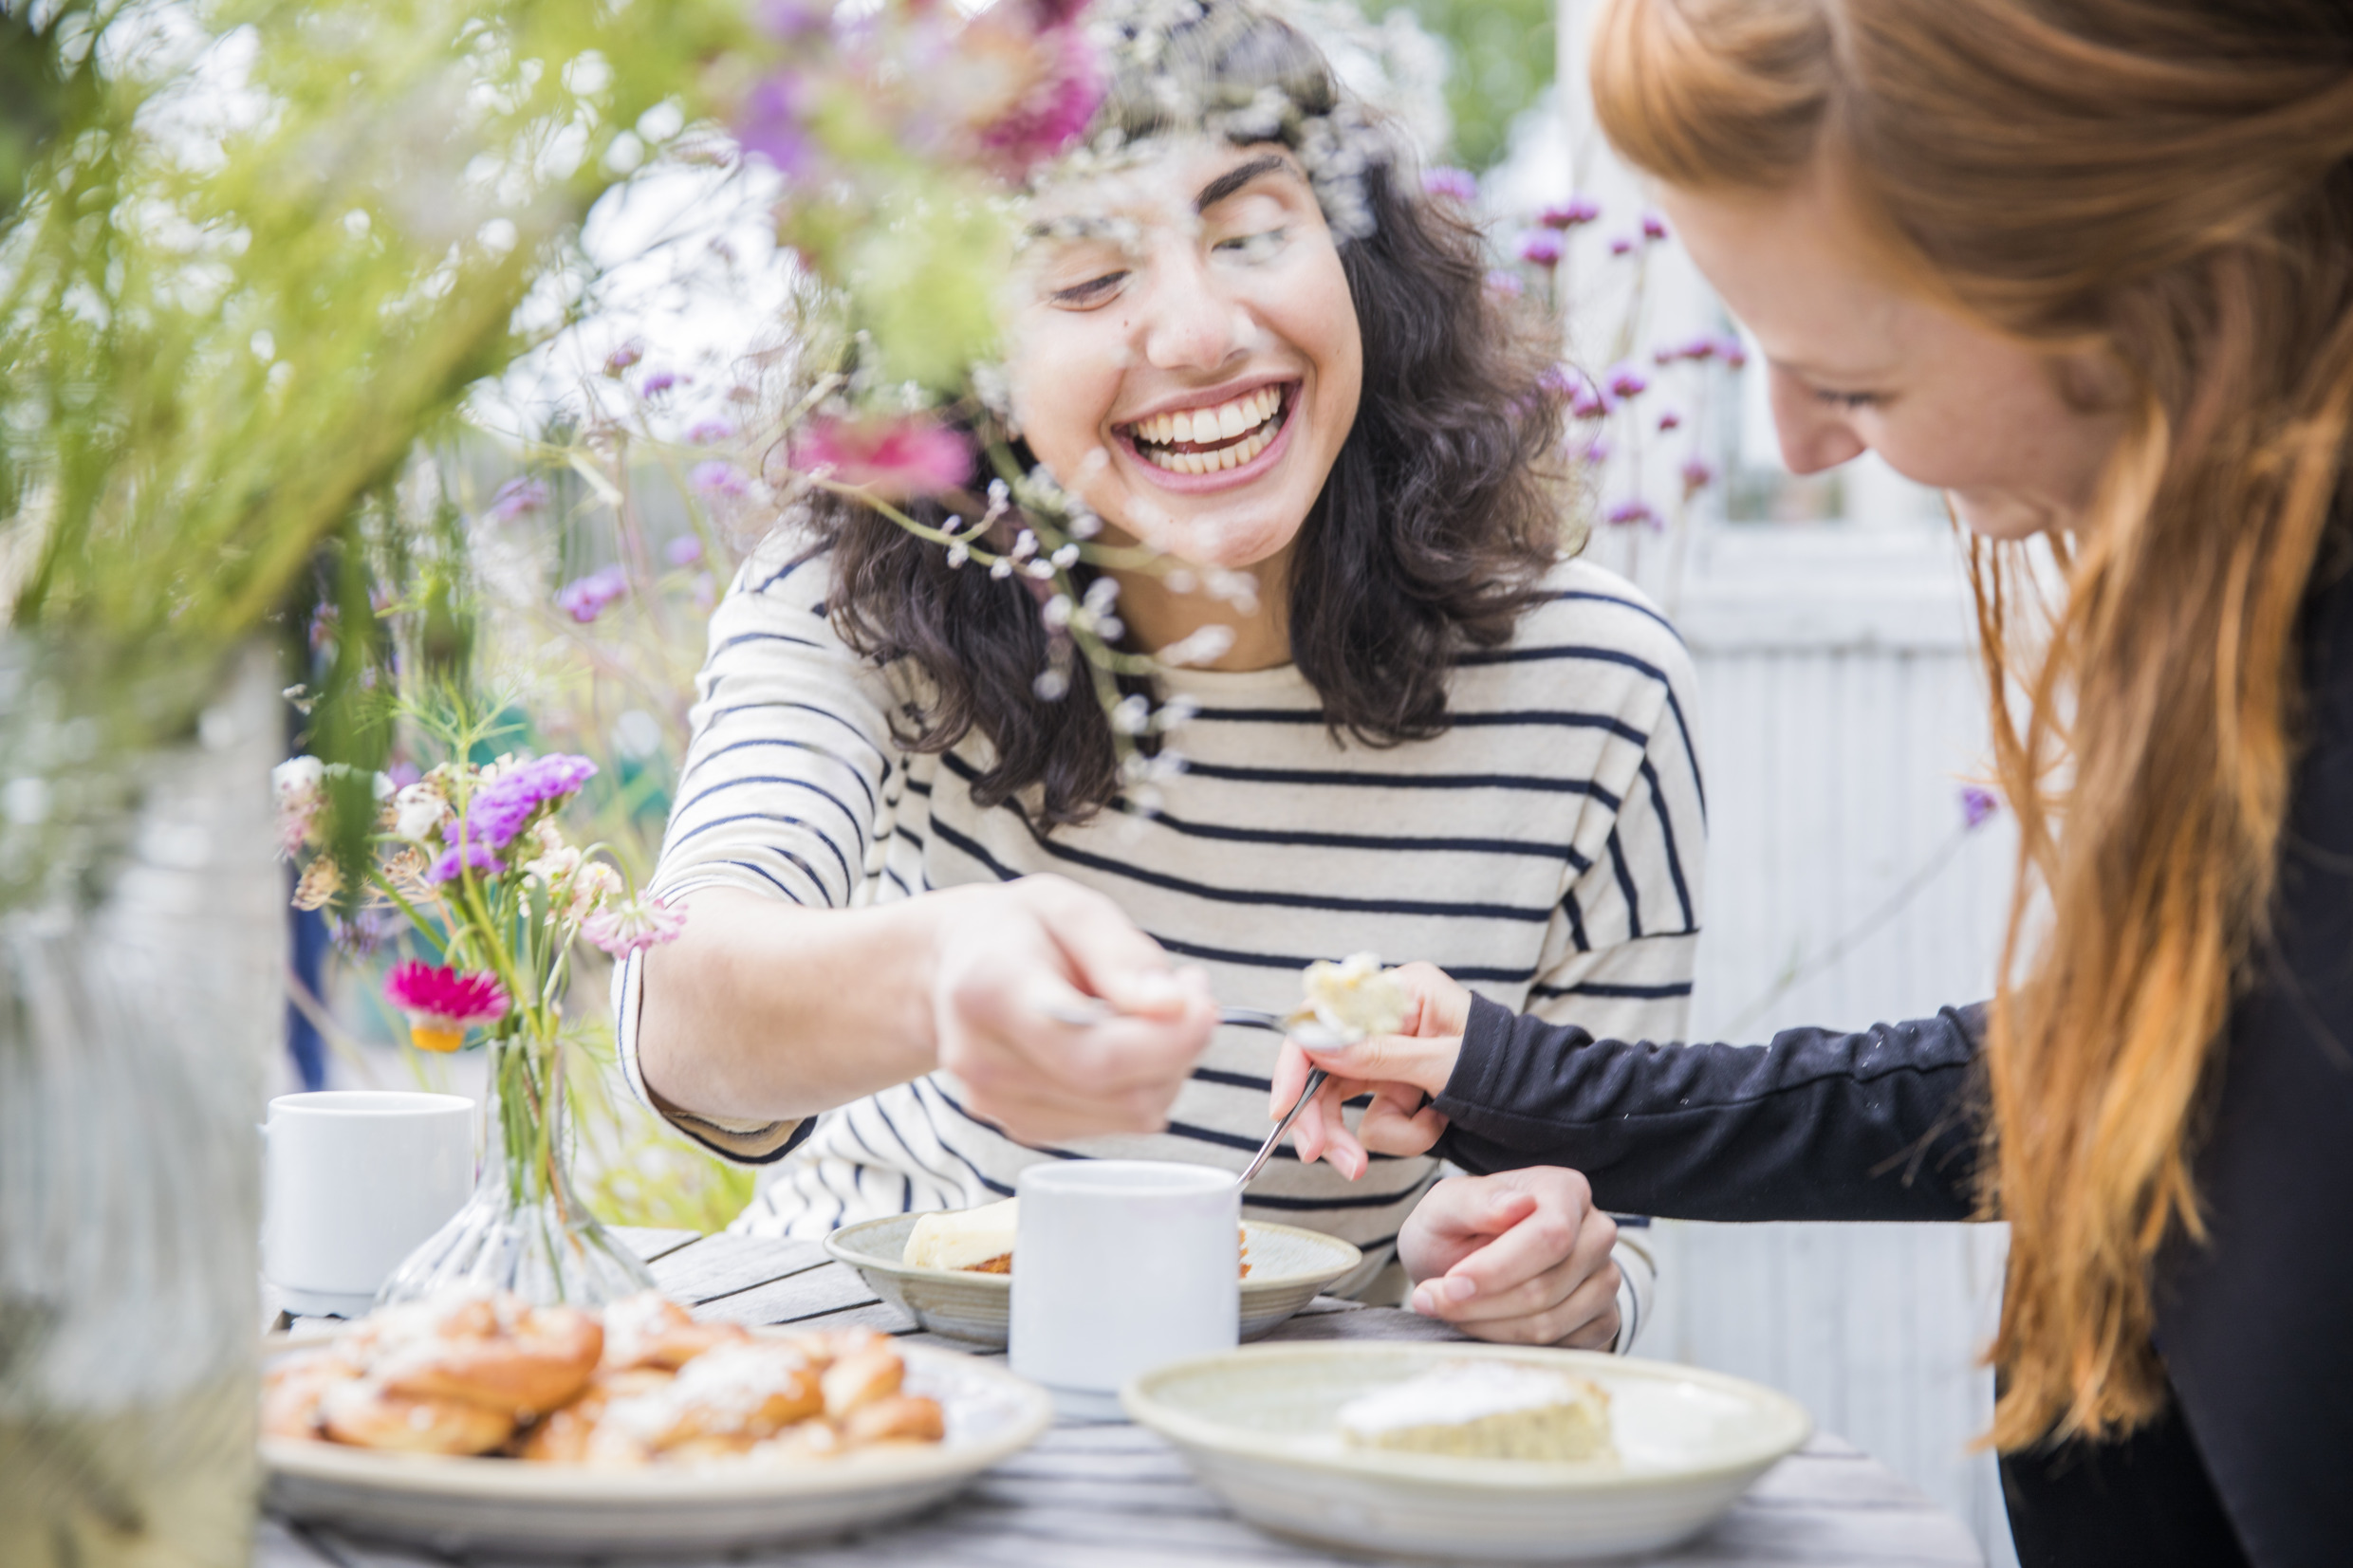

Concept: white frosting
[[1336, 1360, 1601, 1435], [901, 1197, 1020, 1271], [1299, 952, 1408, 1039]]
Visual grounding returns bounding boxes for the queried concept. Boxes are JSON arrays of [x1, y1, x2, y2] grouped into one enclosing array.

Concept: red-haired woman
[[1276, 2, 2353, 1563]]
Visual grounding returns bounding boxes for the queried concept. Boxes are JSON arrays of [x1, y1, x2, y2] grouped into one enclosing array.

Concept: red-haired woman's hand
[[1267, 961, 1472, 1179]]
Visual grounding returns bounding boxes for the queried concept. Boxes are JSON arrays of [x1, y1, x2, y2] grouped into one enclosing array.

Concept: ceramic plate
[[1121, 1341, 1812, 1562], [824, 1214, 1362, 1346], [262, 1336, 1052, 1558]]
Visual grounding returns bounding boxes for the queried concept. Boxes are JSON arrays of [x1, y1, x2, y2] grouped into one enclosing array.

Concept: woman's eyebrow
[[1194, 154, 1292, 213]]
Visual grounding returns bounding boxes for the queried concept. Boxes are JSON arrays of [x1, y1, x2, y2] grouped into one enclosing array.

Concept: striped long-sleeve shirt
[[615, 528, 1706, 1319]]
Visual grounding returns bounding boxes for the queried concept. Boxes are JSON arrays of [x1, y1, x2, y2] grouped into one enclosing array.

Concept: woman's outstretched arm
[[1433, 997, 1987, 1223]]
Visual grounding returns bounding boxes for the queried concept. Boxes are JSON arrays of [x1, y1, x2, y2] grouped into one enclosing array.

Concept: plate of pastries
[[261, 1288, 1052, 1554]]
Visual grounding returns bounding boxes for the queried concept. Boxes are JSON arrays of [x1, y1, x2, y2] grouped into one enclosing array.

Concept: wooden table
[[255, 1227, 1986, 1567]]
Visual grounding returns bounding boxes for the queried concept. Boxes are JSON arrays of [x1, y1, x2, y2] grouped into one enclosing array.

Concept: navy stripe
[[1150, 931, 1536, 987], [1561, 886, 1591, 954], [1530, 979, 1695, 1000], [1605, 829, 1643, 940], [1454, 640, 1706, 821], [925, 1079, 1090, 1162], [750, 552, 816, 594], [882, 865, 912, 896], [709, 858, 809, 903], [1177, 760, 1620, 807], [1190, 708, 1648, 746], [868, 1096, 960, 1194], [1549, 588, 1686, 646], [693, 704, 889, 766], [1014, 830, 1552, 924], [1240, 1187, 1425, 1212], [1640, 757, 1697, 932], [1193, 1066, 1269, 1092], [715, 630, 828, 655], [672, 773, 867, 853], [929, 818, 1023, 883], [1112, 799, 1587, 867], [908, 1081, 1016, 1197], [666, 811, 852, 893], [681, 733, 880, 811]]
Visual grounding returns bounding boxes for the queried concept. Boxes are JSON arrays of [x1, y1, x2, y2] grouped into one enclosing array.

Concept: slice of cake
[[1336, 1359, 1613, 1461], [901, 1197, 1019, 1273]]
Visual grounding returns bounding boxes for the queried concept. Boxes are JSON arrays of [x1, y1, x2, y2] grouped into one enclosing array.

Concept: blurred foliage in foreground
[[1373, 0, 1554, 171]]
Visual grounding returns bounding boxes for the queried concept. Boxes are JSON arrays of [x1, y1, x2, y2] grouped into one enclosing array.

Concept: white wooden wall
[[1584, 521, 2020, 1566]]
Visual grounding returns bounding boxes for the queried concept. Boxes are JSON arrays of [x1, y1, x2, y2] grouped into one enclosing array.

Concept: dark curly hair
[[814, 1, 1569, 825]]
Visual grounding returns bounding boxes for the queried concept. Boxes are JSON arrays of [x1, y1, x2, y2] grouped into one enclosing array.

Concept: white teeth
[[1130, 385, 1288, 473], [1216, 402, 1249, 439]]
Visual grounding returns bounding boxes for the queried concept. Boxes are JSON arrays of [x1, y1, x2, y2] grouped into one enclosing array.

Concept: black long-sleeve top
[[1431, 565, 2353, 1568]]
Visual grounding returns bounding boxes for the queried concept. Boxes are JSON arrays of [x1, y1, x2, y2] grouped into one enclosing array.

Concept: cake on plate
[[902, 1196, 1020, 1273], [1336, 1359, 1614, 1462]]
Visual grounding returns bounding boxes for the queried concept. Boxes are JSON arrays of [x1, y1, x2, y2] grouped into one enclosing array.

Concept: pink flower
[[583, 895, 688, 957], [383, 961, 510, 1052], [1605, 497, 1660, 530], [556, 564, 628, 624], [1679, 456, 1716, 497], [790, 414, 974, 500], [1609, 233, 1636, 257], [1605, 362, 1649, 400], [738, 70, 816, 179], [603, 341, 644, 376], [685, 418, 735, 446], [640, 370, 681, 397], [689, 460, 750, 500], [488, 476, 548, 524], [1540, 195, 1600, 229], [1642, 211, 1670, 241], [1516, 231, 1564, 269], [664, 536, 704, 567], [973, 20, 1106, 180], [1422, 167, 1479, 203], [1657, 407, 1682, 432]]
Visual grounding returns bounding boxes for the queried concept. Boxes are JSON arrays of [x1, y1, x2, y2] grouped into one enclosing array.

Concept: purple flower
[[1540, 195, 1601, 230], [689, 460, 751, 501], [1605, 497, 1660, 530], [1679, 456, 1716, 496], [1961, 786, 2000, 830], [686, 418, 736, 445], [1680, 336, 1719, 362], [738, 71, 816, 178], [754, 0, 831, 40], [1567, 371, 1615, 421], [1538, 363, 1577, 400], [1605, 362, 1649, 400], [555, 563, 629, 624], [1641, 211, 1670, 241], [639, 370, 680, 397], [1516, 230, 1565, 269], [426, 839, 505, 885], [1609, 233, 1636, 257], [1718, 334, 1751, 369], [1422, 167, 1479, 204], [1657, 407, 1682, 433], [603, 341, 643, 376], [1568, 434, 1613, 468], [1484, 268, 1525, 297], [665, 536, 705, 568], [489, 476, 549, 525], [789, 414, 974, 500]]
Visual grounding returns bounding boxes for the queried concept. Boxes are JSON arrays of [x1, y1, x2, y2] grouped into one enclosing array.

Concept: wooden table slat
[[644, 1233, 832, 1303], [608, 1226, 703, 1264]]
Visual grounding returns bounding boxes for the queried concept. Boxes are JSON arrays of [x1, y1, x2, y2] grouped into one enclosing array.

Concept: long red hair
[[1591, 0, 2353, 1446]]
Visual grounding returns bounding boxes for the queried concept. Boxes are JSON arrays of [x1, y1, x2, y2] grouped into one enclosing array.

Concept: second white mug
[[1009, 1160, 1241, 1417], [263, 1090, 473, 1318]]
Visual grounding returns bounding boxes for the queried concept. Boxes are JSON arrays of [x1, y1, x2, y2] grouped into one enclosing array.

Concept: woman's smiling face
[[1006, 137, 1363, 574]]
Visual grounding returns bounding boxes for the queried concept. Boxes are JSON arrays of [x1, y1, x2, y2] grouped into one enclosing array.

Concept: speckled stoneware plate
[[261, 1332, 1051, 1558], [824, 1213, 1362, 1347], [1121, 1341, 1812, 1562]]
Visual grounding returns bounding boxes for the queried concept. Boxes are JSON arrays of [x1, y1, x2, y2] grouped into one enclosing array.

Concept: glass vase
[[0, 643, 283, 1568], [374, 1031, 655, 1308]]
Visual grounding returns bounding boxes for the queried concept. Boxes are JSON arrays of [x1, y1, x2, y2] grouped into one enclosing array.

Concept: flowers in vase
[[383, 962, 510, 1053]]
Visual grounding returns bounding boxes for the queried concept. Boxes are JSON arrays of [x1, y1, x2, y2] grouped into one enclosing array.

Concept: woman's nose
[[1767, 363, 1867, 474], [1139, 250, 1242, 373]]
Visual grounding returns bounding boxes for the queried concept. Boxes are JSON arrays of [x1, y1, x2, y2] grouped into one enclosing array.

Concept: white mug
[[1009, 1160, 1241, 1418], [263, 1090, 473, 1318]]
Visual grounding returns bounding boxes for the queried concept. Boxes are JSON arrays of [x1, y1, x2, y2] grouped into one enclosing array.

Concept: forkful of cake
[[1032, 952, 1411, 1185]]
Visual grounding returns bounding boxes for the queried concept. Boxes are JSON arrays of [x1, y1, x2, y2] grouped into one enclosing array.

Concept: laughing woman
[[618, 2, 1705, 1350], [1275, 0, 2353, 1561]]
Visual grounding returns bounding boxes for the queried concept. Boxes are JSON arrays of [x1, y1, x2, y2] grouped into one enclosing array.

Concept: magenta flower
[[1422, 167, 1479, 204], [689, 460, 751, 501], [383, 961, 510, 1053], [686, 418, 736, 446], [1657, 407, 1682, 432], [1516, 230, 1565, 269], [1606, 362, 1649, 400], [790, 414, 974, 500], [1605, 497, 1660, 530], [1540, 195, 1601, 230], [489, 477, 549, 524], [1961, 786, 2001, 830], [640, 370, 681, 397], [556, 564, 628, 624], [664, 536, 704, 568], [974, 21, 1107, 179], [1569, 375, 1614, 421], [583, 894, 689, 957], [1641, 211, 1670, 241], [1679, 456, 1716, 497], [1609, 233, 1636, 257], [1717, 334, 1751, 368]]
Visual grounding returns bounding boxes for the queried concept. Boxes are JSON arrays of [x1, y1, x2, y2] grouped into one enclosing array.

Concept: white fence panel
[[1591, 522, 2021, 1566]]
